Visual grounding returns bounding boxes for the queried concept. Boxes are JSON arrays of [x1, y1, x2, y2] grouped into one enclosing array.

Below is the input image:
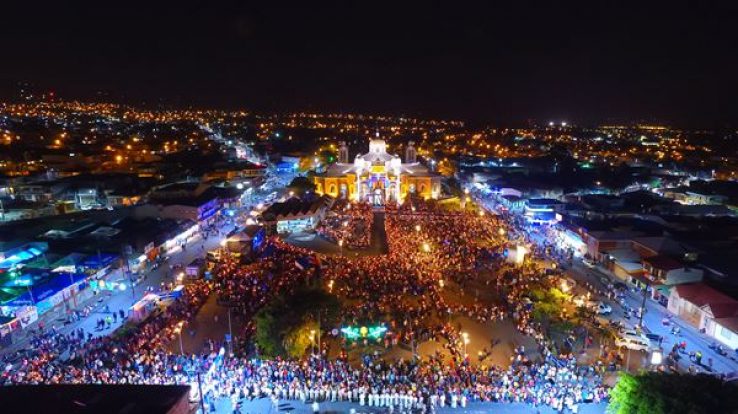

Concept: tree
[[608, 372, 738, 414], [253, 284, 340, 358], [283, 321, 318, 358], [298, 156, 315, 173], [254, 311, 280, 357], [530, 287, 571, 322]]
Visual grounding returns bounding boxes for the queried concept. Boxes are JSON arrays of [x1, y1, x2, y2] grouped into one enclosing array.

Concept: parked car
[[616, 336, 651, 352], [645, 333, 663, 344], [595, 302, 613, 315]]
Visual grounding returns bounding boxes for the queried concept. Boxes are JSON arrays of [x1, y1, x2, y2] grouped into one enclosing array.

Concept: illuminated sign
[[341, 325, 387, 341]]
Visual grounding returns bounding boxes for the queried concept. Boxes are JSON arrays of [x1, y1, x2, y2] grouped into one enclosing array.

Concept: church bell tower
[[338, 141, 349, 163], [405, 141, 417, 163]]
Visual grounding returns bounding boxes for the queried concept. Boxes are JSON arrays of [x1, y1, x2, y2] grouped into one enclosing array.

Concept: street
[[1, 160, 296, 361], [472, 188, 738, 376]]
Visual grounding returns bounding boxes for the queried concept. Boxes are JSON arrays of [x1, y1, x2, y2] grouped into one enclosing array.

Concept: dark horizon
[[2, 1, 738, 129]]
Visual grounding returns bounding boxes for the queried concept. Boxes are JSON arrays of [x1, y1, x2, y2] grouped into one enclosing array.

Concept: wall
[[668, 292, 704, 329], [707, 320, 738, 349], [664, 267, 703, 285]]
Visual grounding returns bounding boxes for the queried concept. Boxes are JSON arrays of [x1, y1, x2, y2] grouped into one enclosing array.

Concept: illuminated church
[[314, 137, 441, 205]]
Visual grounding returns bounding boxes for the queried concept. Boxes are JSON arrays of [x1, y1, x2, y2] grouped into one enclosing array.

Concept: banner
[[15, 306, 38, 329]]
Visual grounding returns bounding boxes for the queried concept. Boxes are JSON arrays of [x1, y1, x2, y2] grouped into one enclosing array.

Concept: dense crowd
[[316, 200, 373, 248], [1, 198, 609, 413]]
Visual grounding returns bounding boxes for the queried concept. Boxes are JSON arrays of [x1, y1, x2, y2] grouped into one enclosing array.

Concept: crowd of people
[[316, 200, 374, 248], [1, 197, 610, 413]]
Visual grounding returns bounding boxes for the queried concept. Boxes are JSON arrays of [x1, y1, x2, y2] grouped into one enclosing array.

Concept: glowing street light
[[650, 349, 663, 366], [415, 224, 421, 232], [462, 332, 470, 357], [422, 242, 431, 252], [175, 321, 186, 354], [498, 228, 506, 236]]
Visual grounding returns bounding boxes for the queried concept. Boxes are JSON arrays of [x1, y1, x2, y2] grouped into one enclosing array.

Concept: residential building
[[668, 283, 738, 349]]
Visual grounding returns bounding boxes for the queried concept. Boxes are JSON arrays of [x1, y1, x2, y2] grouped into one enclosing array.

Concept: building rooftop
[[643, 254, 685, 271], [674, 283, 738, 318], [262, 196, 332, 220], [0, 384, 190, 414], [632, 236, 691, 256]]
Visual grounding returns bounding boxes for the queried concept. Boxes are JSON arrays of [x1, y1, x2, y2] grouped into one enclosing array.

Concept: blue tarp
[[4, 272, 88, 307], [0, 247, 44, 269], [81, 253, 119, 269]]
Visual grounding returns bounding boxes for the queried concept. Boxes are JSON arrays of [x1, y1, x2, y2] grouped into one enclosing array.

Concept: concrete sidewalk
[[213, 397, 607, 414]]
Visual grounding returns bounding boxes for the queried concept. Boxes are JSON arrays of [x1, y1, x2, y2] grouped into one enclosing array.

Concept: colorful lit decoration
[[341, 325, 387, 341]]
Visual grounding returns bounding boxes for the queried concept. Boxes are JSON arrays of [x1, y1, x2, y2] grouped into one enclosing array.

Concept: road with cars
[[1, 155, 297, 361], [472, 188, 738, 376]]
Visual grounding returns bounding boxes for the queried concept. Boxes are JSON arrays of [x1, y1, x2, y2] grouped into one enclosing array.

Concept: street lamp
[[650, 349, 663, 366], [220, 239, 228, 256], [498, 228, 506, 236], [462, 332, 469, 357], [309, 329, 316, 355], [422, 242, 430, 252], [415, 224, 421, 233], [175, 321, 185, 354]]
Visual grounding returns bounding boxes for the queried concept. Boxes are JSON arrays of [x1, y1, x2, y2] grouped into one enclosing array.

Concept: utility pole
[[227, 307, 233, 356], [123, 245, 135, 300], [317, 309, 321, 358], [196, 370, 205, 414], [638, 283, 648, 329], [26, 284, 36, 306]]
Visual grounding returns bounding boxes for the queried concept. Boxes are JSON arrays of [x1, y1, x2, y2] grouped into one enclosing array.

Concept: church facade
[[313, 139, 441, 205]]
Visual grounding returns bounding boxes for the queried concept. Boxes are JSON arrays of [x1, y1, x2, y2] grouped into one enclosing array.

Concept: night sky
[[2, 1, 738, 127]]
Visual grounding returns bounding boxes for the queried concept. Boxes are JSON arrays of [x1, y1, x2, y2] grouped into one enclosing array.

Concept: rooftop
[[0, 384, 190, 414], [643, 254, 685, 271], [262, 196, 332, 219], [674, 283, 738, 318]]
